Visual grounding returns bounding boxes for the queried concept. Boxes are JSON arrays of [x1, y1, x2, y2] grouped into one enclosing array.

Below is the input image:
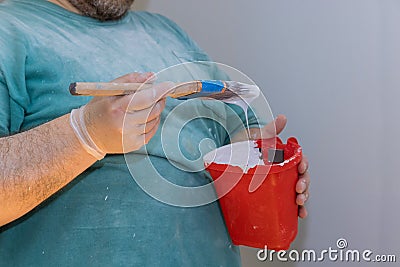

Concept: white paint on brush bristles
[[223, 82, 260, 132]]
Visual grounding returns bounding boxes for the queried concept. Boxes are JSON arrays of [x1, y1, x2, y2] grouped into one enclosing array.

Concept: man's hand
[[82, 72, 173, 154], [245, 114, 310, 219], [296, 154, 310, 219]]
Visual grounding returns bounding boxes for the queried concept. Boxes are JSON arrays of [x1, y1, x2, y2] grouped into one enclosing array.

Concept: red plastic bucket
[[204, 137, 302, 250]]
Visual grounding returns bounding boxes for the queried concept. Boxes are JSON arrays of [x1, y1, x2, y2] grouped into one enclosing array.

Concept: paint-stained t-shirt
[[0, 0, 261, 266]]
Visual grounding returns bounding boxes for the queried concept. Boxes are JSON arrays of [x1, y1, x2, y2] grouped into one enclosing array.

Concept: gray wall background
[[134, 1, 400, 266]]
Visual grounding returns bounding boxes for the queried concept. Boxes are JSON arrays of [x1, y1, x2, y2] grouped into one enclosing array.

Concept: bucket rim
[[204, 137, 302, 174]]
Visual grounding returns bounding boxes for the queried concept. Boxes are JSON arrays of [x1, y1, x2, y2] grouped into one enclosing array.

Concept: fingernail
[[303, 162, 308, 170], [297, 196, 304, 205], [298, 180, 306, 192]]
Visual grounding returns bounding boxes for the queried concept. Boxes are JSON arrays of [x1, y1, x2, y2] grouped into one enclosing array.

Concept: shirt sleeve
[[0, 17, 28, 137], [0, 74, 11, 137]]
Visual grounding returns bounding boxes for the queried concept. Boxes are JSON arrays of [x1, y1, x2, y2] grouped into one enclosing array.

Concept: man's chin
[[67, 0, 134, 21]]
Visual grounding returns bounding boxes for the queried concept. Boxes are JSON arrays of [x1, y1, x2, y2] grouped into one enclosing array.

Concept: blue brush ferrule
[[177, 80, 226, 100], [199, 80, 225, 92]]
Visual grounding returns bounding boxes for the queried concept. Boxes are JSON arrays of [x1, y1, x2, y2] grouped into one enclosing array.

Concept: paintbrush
[[69, 80, 259, 100]]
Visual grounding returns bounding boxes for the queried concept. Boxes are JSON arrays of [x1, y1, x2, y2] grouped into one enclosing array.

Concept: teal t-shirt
[[0, 1, 260, 266]]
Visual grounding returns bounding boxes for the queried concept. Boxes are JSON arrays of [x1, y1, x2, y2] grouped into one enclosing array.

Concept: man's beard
[[68, 0, 135, 21]]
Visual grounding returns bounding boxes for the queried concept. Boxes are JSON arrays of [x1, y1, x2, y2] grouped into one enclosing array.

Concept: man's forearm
[[0, 114, 97, 226]]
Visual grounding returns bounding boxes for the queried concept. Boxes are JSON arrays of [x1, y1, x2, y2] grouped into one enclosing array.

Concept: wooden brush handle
[[70, 82, 152, 96], [69, 82, 200, 98]]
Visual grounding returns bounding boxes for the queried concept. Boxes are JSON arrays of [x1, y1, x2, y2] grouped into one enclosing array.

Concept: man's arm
[[0, 114, 96, 226], [0, 72, 171, 227]]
